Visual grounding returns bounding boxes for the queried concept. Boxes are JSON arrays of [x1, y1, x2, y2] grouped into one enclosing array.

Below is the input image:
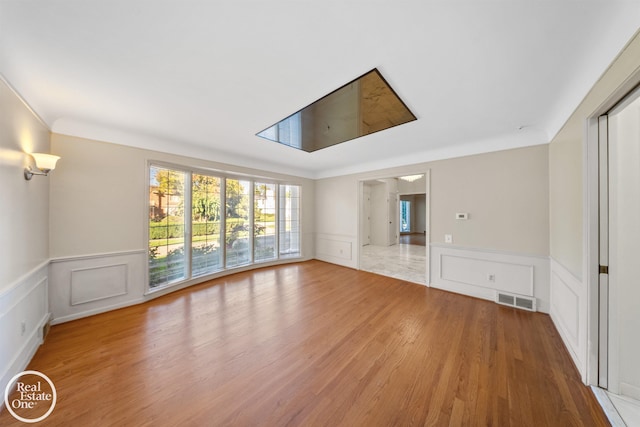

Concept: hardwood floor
[[1, 260, 609, 426], [400, 233, 426, 246]]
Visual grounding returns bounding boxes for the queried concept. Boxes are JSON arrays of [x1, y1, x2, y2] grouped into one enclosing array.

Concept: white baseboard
[[50, 298, 146, 325]]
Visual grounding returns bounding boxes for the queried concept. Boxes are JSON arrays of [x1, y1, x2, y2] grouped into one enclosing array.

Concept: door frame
[[585, 78, 640, 387], [594, 86, 640, 393], [357, 170, 431, 284], [362, 184, 371, 246], [388, 192, 399, 246]]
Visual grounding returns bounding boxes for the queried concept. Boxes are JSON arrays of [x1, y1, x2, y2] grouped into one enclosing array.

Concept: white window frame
[[145, 160, 302, 294]]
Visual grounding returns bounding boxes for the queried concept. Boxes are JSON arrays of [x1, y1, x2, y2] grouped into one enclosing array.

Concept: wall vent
[[495, 292, 536, 312], [41, 314, 52, 342], [42, 321, 51, 341]]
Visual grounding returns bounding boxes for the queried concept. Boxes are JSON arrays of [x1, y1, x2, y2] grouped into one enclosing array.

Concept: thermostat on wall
[[455, 212, 468, 220]]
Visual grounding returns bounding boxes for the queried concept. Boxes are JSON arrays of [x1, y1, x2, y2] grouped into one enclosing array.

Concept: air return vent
[[495, 291, 536, 312]]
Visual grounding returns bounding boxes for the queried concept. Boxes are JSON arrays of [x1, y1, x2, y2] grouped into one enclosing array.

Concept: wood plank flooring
[[1, 260, 609, 426], [399, 233, 426, 246]]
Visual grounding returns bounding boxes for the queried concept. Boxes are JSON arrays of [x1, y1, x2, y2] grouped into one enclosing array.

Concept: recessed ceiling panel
[[257, 69, 417, 152]]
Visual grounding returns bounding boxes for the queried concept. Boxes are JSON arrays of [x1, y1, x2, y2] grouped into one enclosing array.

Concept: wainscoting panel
[[0, 261, 50, 404], [315, 234, 357, 269], [440, 255, 534, 296], [71, 264, 128, 306], [549, 257, 586, 380], [49, 250, 146, 324], [430, 244, 550, 313]]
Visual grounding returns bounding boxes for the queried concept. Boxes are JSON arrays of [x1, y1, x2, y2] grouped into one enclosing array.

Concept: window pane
[[149, 166, 186, 288], [192, 174, 222, 276], [148, 166, 303, 292], [254, 182, 277, 262], [400, 200, 411, 232], [279, 184, 300, 256], [226, 179, 251, 267]]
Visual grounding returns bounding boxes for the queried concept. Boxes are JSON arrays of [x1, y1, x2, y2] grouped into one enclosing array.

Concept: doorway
[[399, 194, 427, 246], [597, 85, 640, 424], [359, 173, 429, 285]]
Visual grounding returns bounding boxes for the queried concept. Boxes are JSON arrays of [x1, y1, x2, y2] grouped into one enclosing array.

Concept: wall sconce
[[24, 153, 61, 180]]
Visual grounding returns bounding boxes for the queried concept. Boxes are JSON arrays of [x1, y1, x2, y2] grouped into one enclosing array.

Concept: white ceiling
[[1, 1, 639, 179]]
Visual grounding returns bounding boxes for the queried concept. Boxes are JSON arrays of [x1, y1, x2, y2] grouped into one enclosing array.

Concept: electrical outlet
[[20, 321, 26, 336], [445, 234, 453, 243]]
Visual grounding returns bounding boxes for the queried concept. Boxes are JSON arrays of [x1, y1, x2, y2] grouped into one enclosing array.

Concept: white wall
[[316, 145, 551, 310], [429, 146, 549, 254], [316, 146, 549, 255], [0, 79, 51, 288], [0, 77, 52, 403], [397, 174, 426, 194], [315, 174, 358, 268], [49, 133, 315, 323]]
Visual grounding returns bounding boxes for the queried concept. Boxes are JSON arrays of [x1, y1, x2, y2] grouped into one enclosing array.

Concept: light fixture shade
[[399, 174, 423, 182], [31, 153, 60, 171]]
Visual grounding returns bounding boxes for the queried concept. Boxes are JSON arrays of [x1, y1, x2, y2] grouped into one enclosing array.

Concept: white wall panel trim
[[0, 262, 50, 410], [51, 298, 146, 325], [550, 270, 580, 346], [49, 251, 146, 324], [70, 263, 128, 306], [315, 233, 357, 269], [51, 249, 315, 324], [430, 244, 550, 313], [549, 256, 587, 381], [50, 249, 146, 263], [0, 259, 49, 299], [439, 254, 535, 296], [0, 276, 47, 320], [430, 243, 549, 260]]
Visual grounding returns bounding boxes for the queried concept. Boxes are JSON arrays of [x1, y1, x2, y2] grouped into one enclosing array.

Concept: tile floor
[[360, 243, 427, 284]]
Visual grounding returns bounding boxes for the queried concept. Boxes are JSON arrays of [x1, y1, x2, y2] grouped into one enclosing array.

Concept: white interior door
[[362, 185, 371, 246], [598, 115, 609, 389], [605, 86, 640, 400], [370, 183, 387, 246], [388, 192, 398, 246]]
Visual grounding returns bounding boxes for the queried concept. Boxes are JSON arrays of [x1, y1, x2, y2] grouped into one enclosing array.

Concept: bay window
[[148, 163, 301, 290]]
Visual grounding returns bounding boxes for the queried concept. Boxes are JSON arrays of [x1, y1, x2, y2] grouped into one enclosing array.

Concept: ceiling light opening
[[257, 68, 417, 153]]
